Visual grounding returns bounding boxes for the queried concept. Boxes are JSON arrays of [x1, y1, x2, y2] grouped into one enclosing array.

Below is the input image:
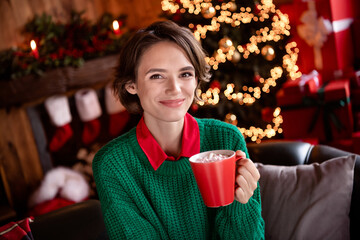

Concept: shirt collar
[[136, 113, 200, 171]]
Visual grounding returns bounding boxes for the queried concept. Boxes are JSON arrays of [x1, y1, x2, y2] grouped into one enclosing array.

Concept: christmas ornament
[[231, 50, 241, 63], [261, 107, 274, 123], [261, 45, 275, 61], [218, 37, 233, 53], [253, 72, 261, 83], [254, 3, 261, 15], [201, 6, 216, 19], [44, 95, 73, 152], [105, 83, 130, 137], [225, 113, 238, 126], [75, 89, 102, 145], [191, 103, 199, 112], [228, 1, 237, 12], [210, 80, 221, 89]]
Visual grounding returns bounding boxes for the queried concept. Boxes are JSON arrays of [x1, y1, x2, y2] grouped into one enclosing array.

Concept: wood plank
[[0, 0, 21, 50], [0, 108, 43, 215]]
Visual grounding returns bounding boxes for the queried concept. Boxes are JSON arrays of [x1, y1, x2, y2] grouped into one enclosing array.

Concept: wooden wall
[[0, 0, 164, 51], [0, 107, 43, 218]]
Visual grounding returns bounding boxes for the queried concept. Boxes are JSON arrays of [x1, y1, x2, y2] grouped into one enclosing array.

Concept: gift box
[[352, 19, 360, 63], [353, 132, 360, 154], [351, 88, 360, 107], [328, 131, 360, 154], [282, 70, 321, 95], [278, 0, 355, 82], [354, 111, 360, 131], [353, 70, 360, 88], [277, 79, 353, 143]]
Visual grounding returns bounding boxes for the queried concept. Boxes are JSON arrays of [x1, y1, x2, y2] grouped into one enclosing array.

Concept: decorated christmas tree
[[161, 0, 301, 143]]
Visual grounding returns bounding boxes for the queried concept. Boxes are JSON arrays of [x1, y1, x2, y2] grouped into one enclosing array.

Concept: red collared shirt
[[136, 113, 200, 171]]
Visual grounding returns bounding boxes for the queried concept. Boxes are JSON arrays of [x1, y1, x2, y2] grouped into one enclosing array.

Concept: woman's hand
[[234, 150, 260, 204]]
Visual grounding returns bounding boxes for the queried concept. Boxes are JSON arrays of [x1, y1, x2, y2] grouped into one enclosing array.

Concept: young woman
[[93, 20, 264, 239]]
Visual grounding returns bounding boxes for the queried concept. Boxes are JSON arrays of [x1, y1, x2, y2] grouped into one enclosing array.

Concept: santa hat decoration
[[105, 83, 130, 136], [75, 89, 102, 145], [44, 95, 73, 152], [28, 167, 90, 216]]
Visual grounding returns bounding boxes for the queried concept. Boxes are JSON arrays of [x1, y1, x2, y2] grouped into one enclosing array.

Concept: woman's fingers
[[235, 158, 260, 204]]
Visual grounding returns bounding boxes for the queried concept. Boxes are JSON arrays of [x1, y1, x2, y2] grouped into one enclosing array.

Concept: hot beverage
[[194, 152, 231, 163]]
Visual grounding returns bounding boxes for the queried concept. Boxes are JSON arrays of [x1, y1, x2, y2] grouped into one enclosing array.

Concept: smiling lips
[[159, 99, 185, 108]]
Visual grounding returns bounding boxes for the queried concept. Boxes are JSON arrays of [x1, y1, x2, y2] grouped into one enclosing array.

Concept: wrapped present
[[351, 88, 360, 107], [342, 69, 360, 88], [354, 111, 360, 131], [277, 79, 353, 142], [282, 70, 321, 95], [354, 70, 360, 88], [279, 0, 355, 82], [328, 132, 360, 154], [352, 19, 360, 62], [353, 132, 360, 154]]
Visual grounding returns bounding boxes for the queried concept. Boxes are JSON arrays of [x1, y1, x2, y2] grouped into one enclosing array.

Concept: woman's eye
[[180, 72, 194, 78], [150, 74, 163, 79]]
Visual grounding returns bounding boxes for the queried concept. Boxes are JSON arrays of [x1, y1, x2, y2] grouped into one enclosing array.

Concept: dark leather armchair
[[30, 199, 108, 240], [247, 141, 360, 240]]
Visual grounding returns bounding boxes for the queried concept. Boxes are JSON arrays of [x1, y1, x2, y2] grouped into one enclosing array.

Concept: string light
[[162, 0, 301, 142]]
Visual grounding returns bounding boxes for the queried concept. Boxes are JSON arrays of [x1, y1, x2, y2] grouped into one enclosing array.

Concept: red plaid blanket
[[0, 218, 33, 240]]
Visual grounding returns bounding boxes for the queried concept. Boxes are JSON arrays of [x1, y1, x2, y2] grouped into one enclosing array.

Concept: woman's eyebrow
[[146, 66, 195, 75], [146, 68, 166, 74], [180, 66, 195, 71]]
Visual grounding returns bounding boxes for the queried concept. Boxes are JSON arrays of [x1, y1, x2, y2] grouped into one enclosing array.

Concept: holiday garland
[[0, 11, 131, 81]]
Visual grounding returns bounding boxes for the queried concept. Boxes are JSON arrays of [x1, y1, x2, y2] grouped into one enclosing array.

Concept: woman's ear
[[125, 82, 137, 95]]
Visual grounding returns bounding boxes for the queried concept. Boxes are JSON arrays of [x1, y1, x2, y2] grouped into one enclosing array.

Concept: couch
[[29, 141, 360, 239]]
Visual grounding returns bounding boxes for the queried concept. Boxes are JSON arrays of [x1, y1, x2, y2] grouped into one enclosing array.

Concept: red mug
[[189, 150, 242, 207]]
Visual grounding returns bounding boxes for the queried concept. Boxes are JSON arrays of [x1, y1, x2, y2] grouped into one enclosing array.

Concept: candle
[[112, 20, 121, 35], [30, 40, 39, 59]]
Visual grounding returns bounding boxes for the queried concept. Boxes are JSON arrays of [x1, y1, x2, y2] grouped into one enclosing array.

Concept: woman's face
[[126, 41, 197, 124]]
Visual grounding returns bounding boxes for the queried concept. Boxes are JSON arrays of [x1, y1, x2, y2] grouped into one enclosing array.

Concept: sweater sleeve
[[213, 125, 265, 239], [213, 184, 265, 239], [93, 151, 165, 240]]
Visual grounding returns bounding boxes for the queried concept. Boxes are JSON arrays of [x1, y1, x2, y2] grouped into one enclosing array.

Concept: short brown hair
[[113, 20, 211, 114]]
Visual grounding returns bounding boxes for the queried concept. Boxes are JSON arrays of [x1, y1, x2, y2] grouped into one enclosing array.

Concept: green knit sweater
[[93, 118, 265, 239]]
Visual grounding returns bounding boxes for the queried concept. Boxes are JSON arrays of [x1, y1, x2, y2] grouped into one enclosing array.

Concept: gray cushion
[[256, 155, 356, 240]]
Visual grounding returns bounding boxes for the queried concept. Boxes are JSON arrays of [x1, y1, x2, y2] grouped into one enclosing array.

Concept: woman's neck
[[144, 115, 184, 158]]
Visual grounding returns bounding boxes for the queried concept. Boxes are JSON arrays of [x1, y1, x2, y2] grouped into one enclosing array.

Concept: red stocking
[[105, 82, 129, 137], [109, 110, 130, 136], [44, 95, 73, 152], [49, 123, 73, 152], [82, 119, 101, 145], [75, 89, 102, 145]]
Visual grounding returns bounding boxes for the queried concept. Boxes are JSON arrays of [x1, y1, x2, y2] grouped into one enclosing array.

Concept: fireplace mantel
[[0, 54, 119, 108]]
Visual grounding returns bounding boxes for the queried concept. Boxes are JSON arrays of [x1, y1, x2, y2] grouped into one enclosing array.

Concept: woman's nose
[[166, 77, 181, 93]]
